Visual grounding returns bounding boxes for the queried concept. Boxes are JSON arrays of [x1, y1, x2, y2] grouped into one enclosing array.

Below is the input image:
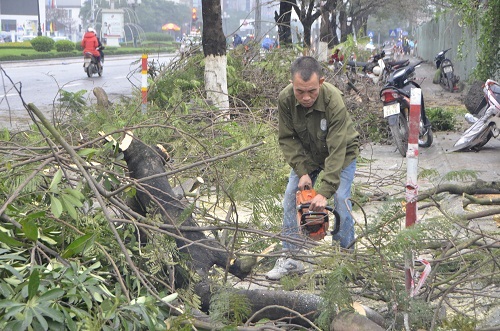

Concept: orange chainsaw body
[[296, 189, 329, 241]]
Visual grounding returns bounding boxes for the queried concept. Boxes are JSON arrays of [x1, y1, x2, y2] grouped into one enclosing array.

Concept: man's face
[[291, 72, 324, 109]]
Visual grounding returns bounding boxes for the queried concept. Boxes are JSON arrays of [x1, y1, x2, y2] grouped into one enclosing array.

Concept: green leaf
[[65, 188, 85, 202], [0, 261, 24, 280], [61, 191, 83, 208], [39, 288, 65, 301], [62, 233, 95, 258], [161, 293, 178, 303], [22, 220, 39, 242], [39, 235, 57, 245], [50, 195, 63, 218], [0, 299, 24, 309], [2, 303, 25, 320], [25, 211, 46, 220], [77, 148, 98, 157], [32, 308, 49, 330], [28, 269, 40, 300], [21, 307, 34, 330], [60, 195, 78, 220], [35, 305, 64, 323], [49, 169, 63, 192], [0, 231, 23, 247]]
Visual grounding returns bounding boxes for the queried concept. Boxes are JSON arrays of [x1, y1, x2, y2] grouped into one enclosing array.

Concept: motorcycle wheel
[[447, 73, 454, 92], [475, 130, 493, 149], [86, 65, 92, 78], [439, 71, 450, 91], [389, 112, 409, 157], [418, 119, 433, 147]]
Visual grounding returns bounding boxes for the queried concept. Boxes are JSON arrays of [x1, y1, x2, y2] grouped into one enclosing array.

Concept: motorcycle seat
[[347, 60, 367, 68], [386, 59, 409, 67]]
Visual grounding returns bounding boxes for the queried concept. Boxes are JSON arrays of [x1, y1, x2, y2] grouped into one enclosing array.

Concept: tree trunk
[[275, 0, 294, 45], [202, 0, 229, 115], [318, 10, 332, 62], [121, 135, 253, 281], [195, 281, 387, 329], [254, 0, 262, 39]]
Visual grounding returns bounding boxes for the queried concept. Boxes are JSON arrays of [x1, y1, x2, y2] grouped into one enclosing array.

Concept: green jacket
[[278, 81, 359, 198]]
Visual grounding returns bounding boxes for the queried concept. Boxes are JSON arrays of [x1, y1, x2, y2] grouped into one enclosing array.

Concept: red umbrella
[[162, 23, 181, 31]]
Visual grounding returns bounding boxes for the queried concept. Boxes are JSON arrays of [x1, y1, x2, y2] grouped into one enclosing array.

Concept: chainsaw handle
[[297, 204, 341, 235]]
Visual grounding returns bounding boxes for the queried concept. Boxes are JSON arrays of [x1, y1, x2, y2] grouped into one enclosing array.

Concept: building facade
[[0, 0, 83, 41]]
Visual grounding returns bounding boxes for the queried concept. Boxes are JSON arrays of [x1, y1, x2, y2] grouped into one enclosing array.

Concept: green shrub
[[30, 36, 55, 52], [144, 32, 173, 42], [426, 107, 457, 131], [55, 39, 75, 52], [0, 41, 33, 49]]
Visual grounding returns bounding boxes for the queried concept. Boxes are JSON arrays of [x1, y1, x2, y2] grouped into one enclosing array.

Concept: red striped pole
[[405, 87, 421, 294], [141, 54, 148, 113]]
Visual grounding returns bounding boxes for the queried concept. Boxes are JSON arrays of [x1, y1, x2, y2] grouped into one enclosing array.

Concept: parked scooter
[[358, 51, 390, 84], [384, 58, 410, 74], [434, 48, 459, 92], [379, 60, 433, 156], [83, 51, 102, 77], [450, 79, 500, 152]]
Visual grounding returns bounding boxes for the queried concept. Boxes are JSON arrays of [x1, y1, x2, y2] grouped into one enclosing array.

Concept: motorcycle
[[434, 48, 459, 93], [450, 79, 500, 152], [379, 60, 433, 156], [344, 51, 386, 85], [83, 51, 102, 77]]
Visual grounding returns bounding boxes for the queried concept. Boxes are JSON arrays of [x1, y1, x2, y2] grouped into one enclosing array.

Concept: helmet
[[373, 66, 382, 76], [87, 27, 96, 33]]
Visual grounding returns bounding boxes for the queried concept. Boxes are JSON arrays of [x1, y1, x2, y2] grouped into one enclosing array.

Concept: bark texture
[[122, 137, 251, 280]]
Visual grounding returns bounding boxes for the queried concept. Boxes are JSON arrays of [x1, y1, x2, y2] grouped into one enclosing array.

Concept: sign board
[[368, 31, 374, 38], [101, 9, 124, 38], [239, 19, 255, 31], [389, 29, 396, 37]]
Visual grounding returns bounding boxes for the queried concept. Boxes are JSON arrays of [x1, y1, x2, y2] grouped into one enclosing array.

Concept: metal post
[[36, 0, 42, 36], [91, 0, 95, 24]]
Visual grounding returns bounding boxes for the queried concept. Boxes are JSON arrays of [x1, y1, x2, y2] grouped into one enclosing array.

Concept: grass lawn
[[0, 41, 177, 62]]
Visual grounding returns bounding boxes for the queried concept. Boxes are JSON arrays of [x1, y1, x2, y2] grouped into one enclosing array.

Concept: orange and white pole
[[141, 54, 148, 113]]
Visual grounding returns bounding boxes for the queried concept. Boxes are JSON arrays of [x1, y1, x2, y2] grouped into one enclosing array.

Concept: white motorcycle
[[450, 79, 500, 152]]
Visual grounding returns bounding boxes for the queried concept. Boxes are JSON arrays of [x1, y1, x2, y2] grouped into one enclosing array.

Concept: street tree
[[201, 0, 230, 116]]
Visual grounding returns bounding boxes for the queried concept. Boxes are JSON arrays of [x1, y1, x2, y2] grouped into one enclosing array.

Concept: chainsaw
[[296, 189, 340, 241]]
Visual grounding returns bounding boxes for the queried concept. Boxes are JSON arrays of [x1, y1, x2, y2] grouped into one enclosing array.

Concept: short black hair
[[290, 56, 323, 82]]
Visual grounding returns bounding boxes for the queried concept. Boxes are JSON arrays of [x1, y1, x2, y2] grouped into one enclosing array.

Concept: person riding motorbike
[[81, 27, 102, 70]]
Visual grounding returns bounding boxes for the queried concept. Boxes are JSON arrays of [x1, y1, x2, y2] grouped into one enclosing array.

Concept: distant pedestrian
[[233, 34, 243, 48]]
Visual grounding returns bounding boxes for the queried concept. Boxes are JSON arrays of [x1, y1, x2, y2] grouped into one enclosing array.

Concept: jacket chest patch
[[320, 118, 327, 131]]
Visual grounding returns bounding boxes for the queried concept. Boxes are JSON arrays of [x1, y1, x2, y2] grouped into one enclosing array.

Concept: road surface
[[0, 53, 174, 129]]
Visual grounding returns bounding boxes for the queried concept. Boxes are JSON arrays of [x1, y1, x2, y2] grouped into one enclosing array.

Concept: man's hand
[[309, 194, 327, 211], [298, 174, 313, 191]]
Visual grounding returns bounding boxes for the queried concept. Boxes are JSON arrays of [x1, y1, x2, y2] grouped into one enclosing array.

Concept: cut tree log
[[120, 132, 254, 280], [195, 282, 387, 329], [418, 181, 500, 201], [93, 87, 110, 108]]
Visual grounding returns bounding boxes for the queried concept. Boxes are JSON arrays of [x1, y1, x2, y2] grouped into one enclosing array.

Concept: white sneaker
[[265, 257, 305, 280]]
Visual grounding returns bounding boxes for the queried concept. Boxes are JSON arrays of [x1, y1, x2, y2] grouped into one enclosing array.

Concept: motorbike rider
[[329, 48, 344, 65], [81, 27, 102, 70]]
